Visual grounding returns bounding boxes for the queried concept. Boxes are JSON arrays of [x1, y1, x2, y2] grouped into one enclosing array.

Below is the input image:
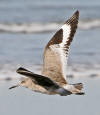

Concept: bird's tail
[[73, 83, 85, 95]]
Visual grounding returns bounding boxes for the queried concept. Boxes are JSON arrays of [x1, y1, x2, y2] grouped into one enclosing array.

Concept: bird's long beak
[[9, 85, 19, 89]]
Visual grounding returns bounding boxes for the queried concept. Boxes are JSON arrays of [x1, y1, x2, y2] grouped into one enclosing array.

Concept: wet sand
[[0, 77, 100, 115]]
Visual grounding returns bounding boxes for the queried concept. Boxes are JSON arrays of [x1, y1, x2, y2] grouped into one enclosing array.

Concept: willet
[[9, 11, 84, 96]]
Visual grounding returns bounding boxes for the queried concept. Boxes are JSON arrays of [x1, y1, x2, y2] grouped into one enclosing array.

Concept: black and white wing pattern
[[42, 11, 79, 86]]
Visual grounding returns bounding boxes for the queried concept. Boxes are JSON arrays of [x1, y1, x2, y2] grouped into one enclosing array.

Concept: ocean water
[[1, 29, 100, 79], [0, 0, 100, 79]]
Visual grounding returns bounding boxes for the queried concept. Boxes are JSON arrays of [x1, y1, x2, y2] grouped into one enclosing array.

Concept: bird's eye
[[21, 81, 25, 84]]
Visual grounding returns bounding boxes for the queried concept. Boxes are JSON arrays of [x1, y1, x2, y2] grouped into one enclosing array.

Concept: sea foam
[[0, 19, 100, 33]]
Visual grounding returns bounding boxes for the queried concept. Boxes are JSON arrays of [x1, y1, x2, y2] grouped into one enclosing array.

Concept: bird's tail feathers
[[73, 83, 85, 95], [73, 83, 83, 90]]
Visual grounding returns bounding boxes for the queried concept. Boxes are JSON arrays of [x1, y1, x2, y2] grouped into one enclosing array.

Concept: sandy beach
[[0, 0, 100, 114]]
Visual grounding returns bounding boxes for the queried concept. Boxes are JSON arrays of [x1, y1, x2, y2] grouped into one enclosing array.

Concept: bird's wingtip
[[73, 10, 79, 17], [16, 67, 27, 73], [75, 10, 79, 14]]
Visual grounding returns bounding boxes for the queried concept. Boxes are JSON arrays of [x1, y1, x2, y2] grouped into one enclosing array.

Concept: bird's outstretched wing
[[16, 67, 59, 90], [42, 11, 79, 86], [16, 67, 72, 96]]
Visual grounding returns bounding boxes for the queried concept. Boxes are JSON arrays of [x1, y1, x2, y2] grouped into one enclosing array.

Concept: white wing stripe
[[61, 24, 71, 45], [50, 24, 71, 80], [60, 24, 71, 79]]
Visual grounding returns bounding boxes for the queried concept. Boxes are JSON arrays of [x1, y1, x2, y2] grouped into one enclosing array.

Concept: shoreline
[[0, 68, 100, 81]]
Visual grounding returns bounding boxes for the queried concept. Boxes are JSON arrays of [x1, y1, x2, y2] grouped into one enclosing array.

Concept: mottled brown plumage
[[9, 11, 84, 96], [42, 11, 79, 86]]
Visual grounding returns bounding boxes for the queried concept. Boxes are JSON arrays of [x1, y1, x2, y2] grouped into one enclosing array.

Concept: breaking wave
[[0, 19, 100, 33], [0, 63, 100, 81]]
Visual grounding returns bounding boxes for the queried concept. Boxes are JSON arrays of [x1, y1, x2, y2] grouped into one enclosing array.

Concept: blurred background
[[0, 0, 100, 115]]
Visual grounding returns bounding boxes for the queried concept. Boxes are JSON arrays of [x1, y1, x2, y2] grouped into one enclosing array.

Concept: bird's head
[[20, 80, 26, 87], [20, 78, 33, 88]]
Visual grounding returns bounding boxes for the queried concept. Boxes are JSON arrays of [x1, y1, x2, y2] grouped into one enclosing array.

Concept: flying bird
[[9, 11, 84, 96]]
